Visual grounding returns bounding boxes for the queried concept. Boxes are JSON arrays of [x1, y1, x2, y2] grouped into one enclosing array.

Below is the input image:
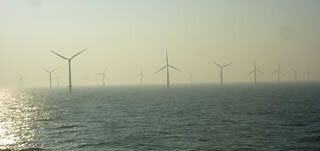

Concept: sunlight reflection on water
[[0, 89, 44, 150], [0, 85, 319, 150]]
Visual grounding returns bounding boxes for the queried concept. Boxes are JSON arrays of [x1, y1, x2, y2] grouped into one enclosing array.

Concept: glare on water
[[0, 85, 319, 150], [0, 89, 44, 150]]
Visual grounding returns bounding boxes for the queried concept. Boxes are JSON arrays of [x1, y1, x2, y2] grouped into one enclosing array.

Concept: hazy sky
[[0, 0, 319, 88]]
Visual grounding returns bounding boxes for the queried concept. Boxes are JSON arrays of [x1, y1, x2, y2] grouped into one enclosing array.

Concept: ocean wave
[[55, 124, 78, 129], [35, 118, 55, 122], [77, 141, 110, 148], [19, 148, 46, 151], [0, 148, 46, 151], [299, 135, 320, 143]]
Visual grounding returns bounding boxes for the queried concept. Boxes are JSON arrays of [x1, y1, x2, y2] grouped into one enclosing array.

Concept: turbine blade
[[169, 65, 181, 72], [41, 67, 50, 73], [257, 69, 263, 73], [50, 51, 69, 60], [249, 70, 255, 74], [210, 60, 222, 68], [51, 67, 58, 73], [166, 51, 168, 64], [155, 65, 167, 73], [223, 63, 231, 68], [70, 48, 87, 60]]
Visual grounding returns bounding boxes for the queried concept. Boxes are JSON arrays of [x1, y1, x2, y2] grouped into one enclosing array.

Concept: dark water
[[0, 84, 320, 151]]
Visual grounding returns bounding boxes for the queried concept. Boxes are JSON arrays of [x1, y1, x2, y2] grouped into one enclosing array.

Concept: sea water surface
[[0, 84, 320, 150]]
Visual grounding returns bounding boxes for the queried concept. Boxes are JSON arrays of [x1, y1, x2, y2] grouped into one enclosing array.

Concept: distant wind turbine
[[155, 51, 181, 88], [41, 67, 57, 89], [136, 70, 144, 85], [211, 60, 231, 86], [97, 67, 108, 86], [306, 71, 311, 80], [249, 61, 262, 84], [50, 48, 87, 93], [274, 65, 282, 82], [293, 70, 297, 81]]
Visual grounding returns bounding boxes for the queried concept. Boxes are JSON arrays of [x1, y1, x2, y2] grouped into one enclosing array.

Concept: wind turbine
[[274, 65, 282, 82], [306, 71, 311, 80], [50, 48, 87, 93], [189, 74, 193, 84], [249, 61, 262, 84], [155, 51, 181, 88], [293, 70, 297, 81], [41, 67, 57, 89], [97, 67, 108, 86], [211, 60, 231, 86], [136, 69, 144, 85]]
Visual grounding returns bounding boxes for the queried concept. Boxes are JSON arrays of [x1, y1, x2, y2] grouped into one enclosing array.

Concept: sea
[[0, 83, 320, 151]]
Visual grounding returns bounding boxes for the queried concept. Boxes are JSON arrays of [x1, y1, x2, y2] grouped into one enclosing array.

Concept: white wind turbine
[[249, 61, 262, 84], [41, 67, 57, 89], [293, 70, 297, 81], [50, 48, 87, 93], [189, 74, 193, 84], [211, 60, 231, 86], [136, 69, 144, 85], [97, 67, 108, 86], [306, 71, 311, 80], [274, 65, 282, 82], [156, 51, 181, 88]]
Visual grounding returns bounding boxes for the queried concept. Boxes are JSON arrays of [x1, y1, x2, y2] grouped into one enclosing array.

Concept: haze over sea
[[0, 83, 320, 150]]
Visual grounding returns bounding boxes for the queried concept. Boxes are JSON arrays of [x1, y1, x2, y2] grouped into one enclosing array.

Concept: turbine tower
[[249, 61, 262, 84], [156, 51, 181, 88], [189, 74, 193, 84], [41, 67, 57, 89], [306, 71, 311, 80], [137, 70, 144, 85], [293, 70, 297, 81], [97, 67, 108, 86], [211, 60, 231, 86], [50, 48, 87, 93], [274, 65, 282, 82]]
